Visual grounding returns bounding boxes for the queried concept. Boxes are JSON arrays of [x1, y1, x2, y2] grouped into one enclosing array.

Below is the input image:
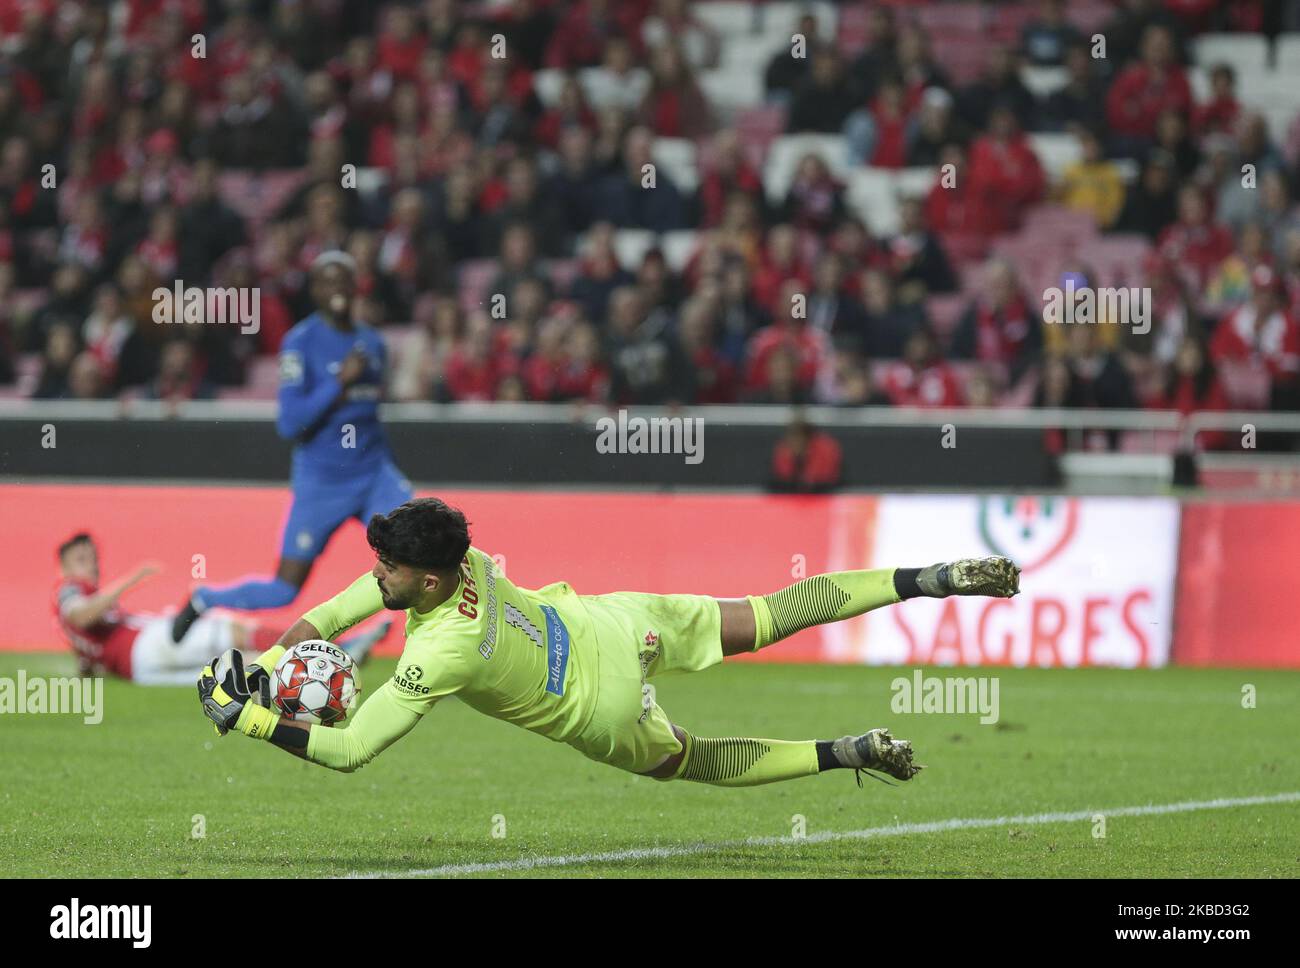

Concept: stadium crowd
[[2, 0, 1300, 448]]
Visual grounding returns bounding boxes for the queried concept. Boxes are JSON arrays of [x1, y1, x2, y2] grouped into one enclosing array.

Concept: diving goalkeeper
[[197, 498, 1020, 788]]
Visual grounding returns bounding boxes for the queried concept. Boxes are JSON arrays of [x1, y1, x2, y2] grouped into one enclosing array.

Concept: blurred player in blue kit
[[171, 251, 412, 642]]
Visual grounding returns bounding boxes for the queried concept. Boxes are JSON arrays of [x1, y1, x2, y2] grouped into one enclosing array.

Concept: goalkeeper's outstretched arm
[[264, 682, 423, 772]]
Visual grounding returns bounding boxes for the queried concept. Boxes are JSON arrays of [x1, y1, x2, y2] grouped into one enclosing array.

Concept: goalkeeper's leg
[[643, 723, 920, 786], [717, 556, 1020, 656]]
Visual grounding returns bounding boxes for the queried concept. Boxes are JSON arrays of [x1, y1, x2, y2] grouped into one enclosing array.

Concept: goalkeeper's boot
[[918, 556, 1020, 598], [831, 728, 923, 784]]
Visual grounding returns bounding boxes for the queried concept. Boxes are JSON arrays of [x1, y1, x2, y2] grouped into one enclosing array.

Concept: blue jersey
[[277, 314, 392, 482]]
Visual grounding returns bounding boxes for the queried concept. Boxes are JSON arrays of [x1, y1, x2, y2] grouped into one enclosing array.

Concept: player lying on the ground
[[198, 498, 1020, 787], [170, 250, 413, 642], [55, 532, 387, 685]]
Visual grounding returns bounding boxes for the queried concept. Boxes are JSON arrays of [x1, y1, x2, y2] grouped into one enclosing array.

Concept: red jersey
[[882, 361, 964, 407], [52, 577, 141, 678]]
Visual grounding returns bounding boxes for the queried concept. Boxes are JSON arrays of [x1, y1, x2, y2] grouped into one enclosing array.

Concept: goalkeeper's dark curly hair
[[366, 498, 471, 574]]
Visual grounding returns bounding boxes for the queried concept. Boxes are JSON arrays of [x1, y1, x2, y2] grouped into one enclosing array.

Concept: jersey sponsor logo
[[478, 554, 499, 660], [393, 665, 431, 696], [539, 605, 570, 697]]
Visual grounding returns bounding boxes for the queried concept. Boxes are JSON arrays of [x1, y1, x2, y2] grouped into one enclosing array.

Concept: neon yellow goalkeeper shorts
[[567, 592, 723, 774]]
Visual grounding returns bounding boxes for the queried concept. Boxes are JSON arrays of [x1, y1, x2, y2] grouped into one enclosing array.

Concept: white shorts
[[130, 615, 238, 685]]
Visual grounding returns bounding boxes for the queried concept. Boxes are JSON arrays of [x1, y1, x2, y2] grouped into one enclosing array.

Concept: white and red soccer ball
[[271, 640, 357, 726]]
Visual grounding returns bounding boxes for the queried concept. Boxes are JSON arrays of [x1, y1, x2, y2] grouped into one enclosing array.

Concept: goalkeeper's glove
[[197, 649, 280, 739]]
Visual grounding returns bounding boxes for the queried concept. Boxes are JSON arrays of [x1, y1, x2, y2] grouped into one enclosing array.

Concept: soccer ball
[[271, 640, 357, 726]]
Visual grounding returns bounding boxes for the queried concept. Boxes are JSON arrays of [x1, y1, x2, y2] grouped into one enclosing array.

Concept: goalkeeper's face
[[372, 556, 436, 611]]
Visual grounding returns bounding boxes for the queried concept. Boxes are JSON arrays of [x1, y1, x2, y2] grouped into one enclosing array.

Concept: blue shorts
[[279, 459, 413, 561]]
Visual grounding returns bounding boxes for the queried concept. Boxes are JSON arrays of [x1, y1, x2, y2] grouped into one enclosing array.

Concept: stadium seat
[[652, 138, 700, 193], [944, 233, 992, 267], [1063, 2, 1113, 34], [1193, 33, 1269, 73], [457, 259, 499, 313], [661, 230, 700, 273], [1020, 65, 1069, 99], [834, 4, 871, 56], [733, 104, 787, 161], [915, 3, 985, 33], [698, 66, 766, 116], [692, 1, 758, 37], [354, 167, 388, 195], [896, 166, 938, 201], [763, 133, 852, 204], [531, 68, 568, 108], [755, 1, 839, 51], [1076, 235, 1153, 289], [612, 229, 657, 270], [722, 33, 788, 73], [928, 32, 992, 85], [1028, 133, 1083, 184], [580, 66, 650, 111], [845, 168, 901, 236]]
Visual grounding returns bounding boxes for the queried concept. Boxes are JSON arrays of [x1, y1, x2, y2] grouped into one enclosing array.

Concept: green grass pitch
[[2, 652, 1297, 878]]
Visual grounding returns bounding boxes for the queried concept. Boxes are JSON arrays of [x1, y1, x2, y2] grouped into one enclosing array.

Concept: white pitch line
[[347, 790, 1300, 878]]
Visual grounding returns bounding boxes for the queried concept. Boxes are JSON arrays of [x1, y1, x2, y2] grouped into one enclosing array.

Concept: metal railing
[[3, 399, 1300, 447]]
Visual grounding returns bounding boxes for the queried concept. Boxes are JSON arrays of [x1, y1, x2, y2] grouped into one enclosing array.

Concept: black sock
[[892, 567, 923, 601], [170, 601, 199, 645], [816, 740, 842, 772]]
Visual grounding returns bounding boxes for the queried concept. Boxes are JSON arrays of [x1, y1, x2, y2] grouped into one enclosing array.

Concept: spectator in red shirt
[[1157, 184, 1236, 292], [1151, 337, 1230, 449], [697, 129, 764, 229], [1105, 24, 1192, 151], [769, 415, 843, 493], [638, 41, 714, 139], [557, 319, 611, 402], [951, 258, 1041, 381], [745, 278, 830, 395], [545, 0, 638, 70], [376, 4, 427, 83], [845, 76, 910, 168], [1194, 63, 1241, 140], [751, 223, 811, 311], [967, 104, 1046, 235], [882, 328, 963, 407], [443, 310, 508, 401], [924, 144, 998, 258], [1211, 264, 1300, 410]]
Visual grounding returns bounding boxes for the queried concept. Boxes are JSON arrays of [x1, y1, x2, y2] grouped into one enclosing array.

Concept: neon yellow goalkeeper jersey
[[299, 547, 602, 769]]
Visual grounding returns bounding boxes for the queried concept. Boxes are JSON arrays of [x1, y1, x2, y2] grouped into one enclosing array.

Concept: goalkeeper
[[198, 498, 1020, 788]]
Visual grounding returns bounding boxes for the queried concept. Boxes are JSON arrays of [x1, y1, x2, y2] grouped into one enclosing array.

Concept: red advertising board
[[1173, 502, 1300, 668], [0, 483, 849, 659]]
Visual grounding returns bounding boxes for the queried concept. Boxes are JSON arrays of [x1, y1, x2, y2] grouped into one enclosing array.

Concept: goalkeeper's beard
[[377, 581, 416, 611]]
